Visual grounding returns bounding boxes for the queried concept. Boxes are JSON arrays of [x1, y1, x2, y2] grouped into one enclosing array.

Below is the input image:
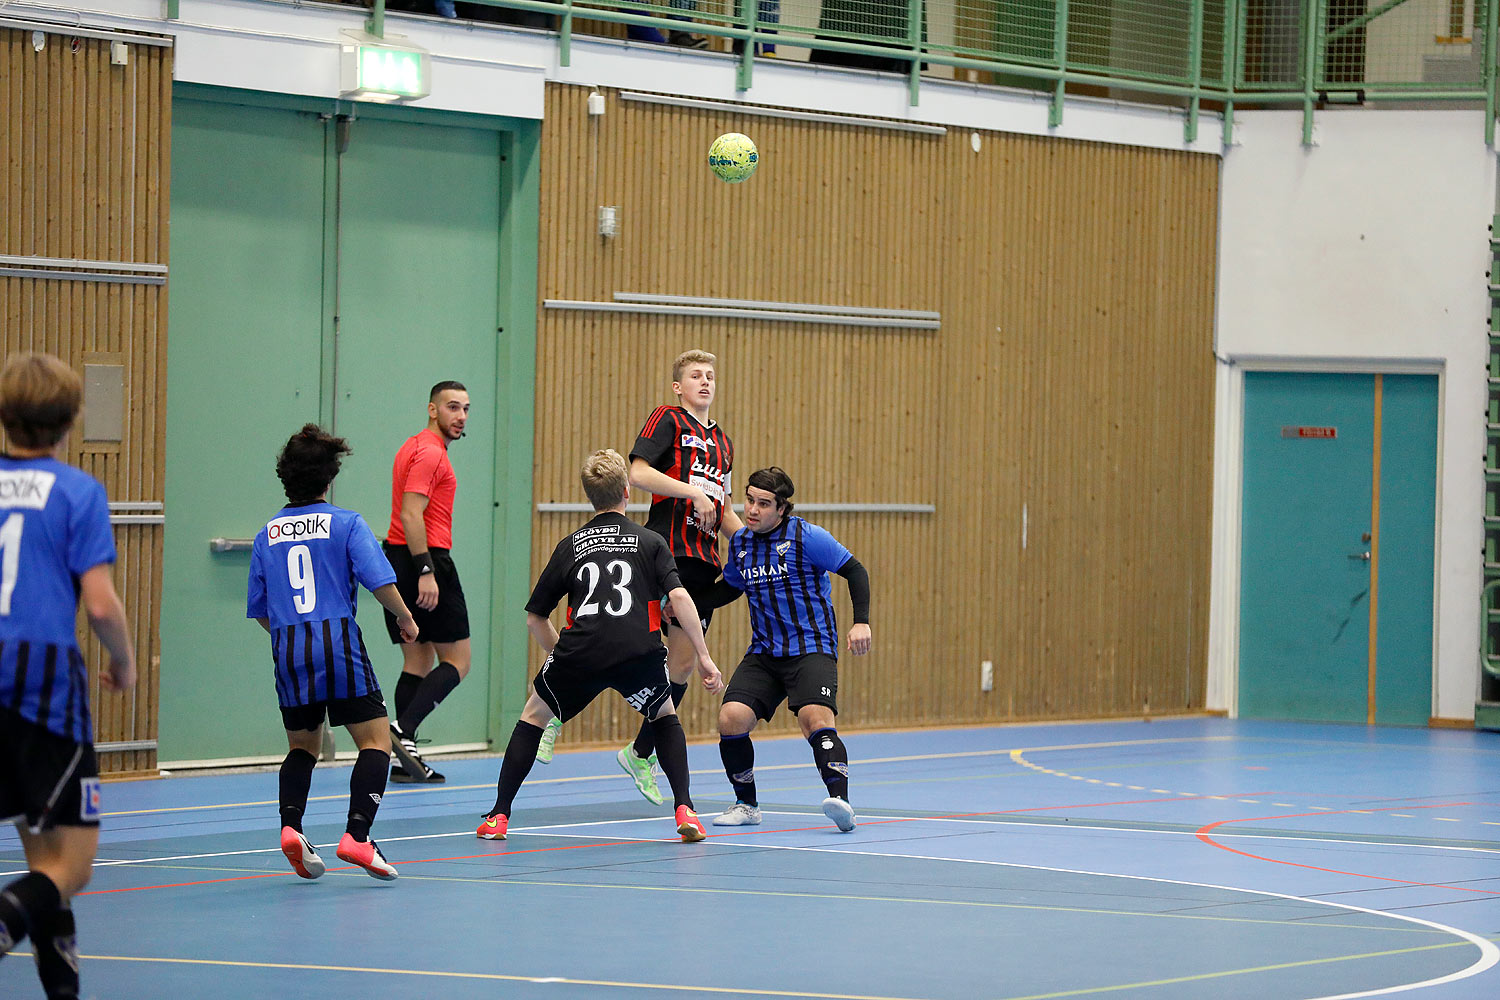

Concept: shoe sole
[[337, 846, 398, 881], [390, 771, 445, 784], [389, 726, 428, 780], [822, 797, 856, 833], [678, 822, 707, 842], [476, 817, 507, 841], [280, 833, 325, 879], [616, 748, 665, 805]]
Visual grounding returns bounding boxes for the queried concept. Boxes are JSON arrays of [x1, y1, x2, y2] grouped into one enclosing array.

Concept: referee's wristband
[[413, 552, 435, 576]]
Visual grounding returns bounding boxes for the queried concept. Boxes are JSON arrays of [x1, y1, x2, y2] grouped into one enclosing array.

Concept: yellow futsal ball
[[708, 132, 758, 183]]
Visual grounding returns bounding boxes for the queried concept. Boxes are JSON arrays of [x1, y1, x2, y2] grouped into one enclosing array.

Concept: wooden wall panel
[[533, 82, 1217, 752], [0, 27, 171, 775]]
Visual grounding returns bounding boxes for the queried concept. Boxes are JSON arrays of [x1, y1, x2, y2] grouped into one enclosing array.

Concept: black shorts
[[663, 557, 720, 637], [281, 691, 388, 732], [724, 651, 839, 721], [382, 543, 471, 644], [0, 706, 101, 833], [533, 647, 672, 723]]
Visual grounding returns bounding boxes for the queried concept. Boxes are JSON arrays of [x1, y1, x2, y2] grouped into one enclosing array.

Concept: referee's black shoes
[[389, 722, 444, 783]]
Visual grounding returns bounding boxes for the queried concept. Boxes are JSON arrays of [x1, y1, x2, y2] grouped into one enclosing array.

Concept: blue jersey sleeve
[[246, 533, 269, 618], [721, 530, 747, 589], [347, 515, 397, 593], [803, 523, 851, 574], [66, 478, 116, 578]]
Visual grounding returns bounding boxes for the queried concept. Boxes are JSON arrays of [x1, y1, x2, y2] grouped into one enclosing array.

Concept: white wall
[[1211, 109, 1496, 720]]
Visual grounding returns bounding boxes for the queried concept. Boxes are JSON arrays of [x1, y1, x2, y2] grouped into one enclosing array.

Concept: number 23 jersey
[[247, 501, 395, 706], [526, 511, 683, 668]]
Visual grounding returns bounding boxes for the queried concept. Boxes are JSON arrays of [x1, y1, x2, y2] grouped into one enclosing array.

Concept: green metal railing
[[174, 1, 1500, 143]]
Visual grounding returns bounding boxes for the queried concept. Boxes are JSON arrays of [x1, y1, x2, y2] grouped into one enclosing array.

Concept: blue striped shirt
[[0, 456, 116, 743], [722, 516, 851, 658], [247, 502, 395, 708]]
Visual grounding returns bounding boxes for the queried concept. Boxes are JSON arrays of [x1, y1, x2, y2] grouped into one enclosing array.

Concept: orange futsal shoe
[[335, 833, 398, 881], [280, 827, 325, 880], [675, 805, 707, 843], [476, 813, 508, 840]]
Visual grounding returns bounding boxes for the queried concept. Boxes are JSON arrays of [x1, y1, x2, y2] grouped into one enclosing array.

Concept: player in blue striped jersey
[[248, 425, 419, 882], [0, 353, 136, 1000], [688, 467, 872, 833]]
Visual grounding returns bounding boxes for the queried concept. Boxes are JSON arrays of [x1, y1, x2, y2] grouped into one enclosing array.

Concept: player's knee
[[718, 702, 754, 736], [797, 708, 835, 737]]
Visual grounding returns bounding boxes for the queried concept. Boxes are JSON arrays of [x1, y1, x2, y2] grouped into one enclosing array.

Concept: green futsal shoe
[[535, 717, 563, 764], [617, 744, 664, 805]]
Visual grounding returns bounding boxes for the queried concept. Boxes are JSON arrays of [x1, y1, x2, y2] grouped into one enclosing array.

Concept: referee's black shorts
[[724, 651, 839, 721], [663, 557, 721, 637], [0, 706, 101, 833], [382, 542, 471, 644]]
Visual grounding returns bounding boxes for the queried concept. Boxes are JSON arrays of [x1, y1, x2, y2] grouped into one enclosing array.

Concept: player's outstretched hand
[[697, 654, 724, 694], [101, 654, 137, 692], [397, 614, 420, 644], [690, 490, 718, 533], [847, 624, 871, 656], [416, 574, 440, 611]]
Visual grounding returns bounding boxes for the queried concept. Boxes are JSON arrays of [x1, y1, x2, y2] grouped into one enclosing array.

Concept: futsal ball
[[708, 133, 758, 184]]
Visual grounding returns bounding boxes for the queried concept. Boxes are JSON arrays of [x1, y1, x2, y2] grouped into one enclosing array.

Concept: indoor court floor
[[3, 716, 1500, 999]]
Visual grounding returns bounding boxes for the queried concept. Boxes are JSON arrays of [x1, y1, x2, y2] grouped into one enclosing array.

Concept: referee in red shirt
[[383, 381, 470, 783]]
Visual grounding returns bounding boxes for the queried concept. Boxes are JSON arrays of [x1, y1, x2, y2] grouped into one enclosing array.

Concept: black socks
[[809, 727, 850, 801], [634, 681, 689, 758], [719, 732, 757, 807], [649, 714, 693, 809], [393, 671, 423, 721], [346, 748, 390, 842], [489, 720, 545, 818], [278, 748, 317, 832], [0, 870, 60, 957], [396, 662, 462, 737], [32, 905, 78, 999]]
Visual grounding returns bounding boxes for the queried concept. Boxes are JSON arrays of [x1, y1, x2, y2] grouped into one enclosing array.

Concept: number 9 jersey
[[247, 501, 396, 707], [525, 511, 683, 669]]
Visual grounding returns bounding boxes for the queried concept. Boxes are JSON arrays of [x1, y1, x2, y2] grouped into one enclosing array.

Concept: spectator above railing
[[315, 0, 1500, 142]]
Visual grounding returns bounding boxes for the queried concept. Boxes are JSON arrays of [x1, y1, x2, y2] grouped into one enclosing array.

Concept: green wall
[[161, 87, 538, 763]]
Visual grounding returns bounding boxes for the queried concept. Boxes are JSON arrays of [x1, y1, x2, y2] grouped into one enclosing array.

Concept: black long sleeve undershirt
[[836, 557, 870, 624]]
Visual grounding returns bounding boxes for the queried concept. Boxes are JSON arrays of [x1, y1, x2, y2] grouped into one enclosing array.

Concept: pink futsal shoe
[[675, 805, 707, 843], [476, 813, 509, 840], [336, 833, 398, 881], [280, 827, 325, 879]]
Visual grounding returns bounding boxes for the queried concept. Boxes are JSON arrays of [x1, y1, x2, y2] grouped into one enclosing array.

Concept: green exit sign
[[340, 40, 430, 101]]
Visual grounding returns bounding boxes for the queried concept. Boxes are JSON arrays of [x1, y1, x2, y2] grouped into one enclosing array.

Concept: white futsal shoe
[[821, 796, 856, 833], [712, 802, 763, 826]]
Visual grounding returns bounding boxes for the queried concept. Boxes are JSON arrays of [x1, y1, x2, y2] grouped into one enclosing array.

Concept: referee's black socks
[[489, 720, 545, 818], [279, 747, 317, 832], [633, 682, 688, 759], [397, 661, 462, 737], [32, 904, 79, 999], [0, 870, 60, 957], [393, 671, 423, 721], [346, 748, 390, 843], [719, 732, 758, 807], [809, 727, 850, 802], [649, 713, 693, 809]]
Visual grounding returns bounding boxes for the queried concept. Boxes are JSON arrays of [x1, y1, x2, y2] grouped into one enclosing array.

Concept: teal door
[[162, 93, 534, 763], [1239, 372, 1437, 725]]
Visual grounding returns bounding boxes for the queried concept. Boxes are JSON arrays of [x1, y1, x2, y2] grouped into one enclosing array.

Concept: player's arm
[[373, 584, 420, 643], [678, 578, 743, 616], [836, 556, 872, 656], [719, 504, 744, 537], [526, 612, 560, 654], [399, 491, 440, 611], [80, 564, 136, 690], [665, 586, 723, 693], [630, 457, 716, 529]]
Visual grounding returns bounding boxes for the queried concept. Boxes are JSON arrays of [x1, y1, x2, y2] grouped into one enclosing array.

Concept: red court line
[[1196, 803, 1500, 897]]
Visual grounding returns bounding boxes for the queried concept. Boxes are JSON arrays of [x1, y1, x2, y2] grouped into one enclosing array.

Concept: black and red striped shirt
[[630, 406, 734, 568]]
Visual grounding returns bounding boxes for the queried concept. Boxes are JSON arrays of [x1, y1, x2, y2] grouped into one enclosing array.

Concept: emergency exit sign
[[340, 40, 430, 101]]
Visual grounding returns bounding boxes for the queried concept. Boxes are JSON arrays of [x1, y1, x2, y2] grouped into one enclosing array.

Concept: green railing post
[[737, 0, 758, 93], [1050, 0, 1069, 128], [366, 0, 386, 39], [560, 0, 573, 68], [1302, 0, 1324, 145], [907, 0, 922, 105], [1186, 0, 1204, 144], [1481, 580, 1500, 677], [1223, 0, 1243, 146], [1487, 0, 1499, 145]]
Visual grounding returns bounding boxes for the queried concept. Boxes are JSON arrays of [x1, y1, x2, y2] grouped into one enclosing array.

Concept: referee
[[383, 381, 471, 783], [691, 466, 872, 833]]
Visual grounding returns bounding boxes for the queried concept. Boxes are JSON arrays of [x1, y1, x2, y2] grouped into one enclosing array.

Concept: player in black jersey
[[478, 449, 723, 842], [607, 349, 742, 803]]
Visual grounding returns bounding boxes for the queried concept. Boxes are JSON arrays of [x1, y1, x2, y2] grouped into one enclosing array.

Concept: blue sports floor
[[4, 717, 1500, 999]]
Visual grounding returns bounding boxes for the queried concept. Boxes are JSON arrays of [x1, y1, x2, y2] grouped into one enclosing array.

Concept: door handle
[[1348, 551, 1371, 561]]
